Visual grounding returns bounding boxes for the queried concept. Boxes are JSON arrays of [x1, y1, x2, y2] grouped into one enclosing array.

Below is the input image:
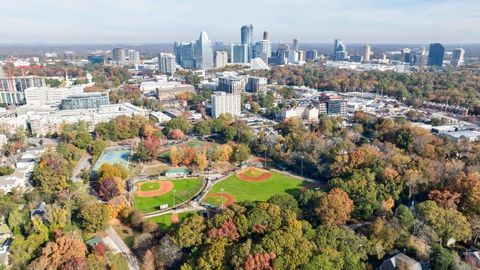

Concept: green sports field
[[134, 178, 203, 213], [147, 211, 198, 230], [204, 170, 312, 207]]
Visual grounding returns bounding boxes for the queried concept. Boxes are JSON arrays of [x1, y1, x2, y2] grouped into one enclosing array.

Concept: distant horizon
[[1, 0, 479, 44]]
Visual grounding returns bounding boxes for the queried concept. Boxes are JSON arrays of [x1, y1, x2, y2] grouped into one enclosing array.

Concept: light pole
[[300, 156, 304, 178], [173, 189, 176, 207], [220, 187, 224, 209]]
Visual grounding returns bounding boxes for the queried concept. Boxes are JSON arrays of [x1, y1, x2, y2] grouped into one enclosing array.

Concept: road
[[105, 226, 140, 270], [72, 152, 91, 183]]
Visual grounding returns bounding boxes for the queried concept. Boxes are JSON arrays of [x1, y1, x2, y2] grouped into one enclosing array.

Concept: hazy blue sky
[[1, 0, 479, 43]]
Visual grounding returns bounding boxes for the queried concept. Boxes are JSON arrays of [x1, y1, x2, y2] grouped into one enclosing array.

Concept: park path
[[105, 226, 140, 270], [144, 204, 205, 219], [72, 152, 91, 183]]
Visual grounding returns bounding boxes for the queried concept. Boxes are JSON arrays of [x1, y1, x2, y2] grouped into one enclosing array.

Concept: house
[[85, 236, 103, 251], [379, 253, 422, 270], [165, 168, 189, 178], [464, 251, 480, 268]]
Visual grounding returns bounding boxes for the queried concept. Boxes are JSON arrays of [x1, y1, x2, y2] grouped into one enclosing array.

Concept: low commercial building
[[24, 86, 84, 106], [60, 92, 109, 110], [149, 111, 172, 124], [155, 83, 195, 99]]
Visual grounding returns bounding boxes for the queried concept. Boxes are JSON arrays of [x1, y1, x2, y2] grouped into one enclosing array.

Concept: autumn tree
[[315, 188, 354, 226], [182, 146, 196, 166], [232, 143, 251, 163], [97, 177, 120, 200], [29, 233, 87, 270], [172, 215, 206, 248], [141, 135, 163, 160], [194, 153, 208, 172], [169, 146, 183, 166], [98, 163, 128, 181]]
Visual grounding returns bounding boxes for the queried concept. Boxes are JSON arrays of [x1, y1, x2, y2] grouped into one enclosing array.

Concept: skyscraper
[[363, 44, 371, 62], [293, 38, 299, 51], [452, 48, 465, 67], [231, 44, 250, 64], [174, 41, 196, 68], [241, 24, 253, 45], [159, 53, 177, 75], [253, 31, 271, 64], [215, 51, 228, 68], [428, 43, 445, 67], [112, 48, 126, 65], [195, 31, 214, 70], [333, 39, 348, 61]]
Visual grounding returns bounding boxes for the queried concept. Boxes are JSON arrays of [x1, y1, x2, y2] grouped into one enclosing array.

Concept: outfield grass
[[205, 171, 309, 206], [134, 178, 203, 213], [147, 211, 198, 230]]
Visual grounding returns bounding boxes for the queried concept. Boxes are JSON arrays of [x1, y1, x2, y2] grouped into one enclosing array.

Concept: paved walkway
[[105, 226, 140, 270], [72, 152, 91, 183]]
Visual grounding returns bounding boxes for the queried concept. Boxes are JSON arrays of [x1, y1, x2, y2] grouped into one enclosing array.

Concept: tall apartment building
[[318, 93, 347, 116], [231, 44, 250, 64], [253, 31, 271, 64], [306, 50, 318, 61], [127, 49, 140, 65], [452, 48, 465, 67], [246, 77, 267, 92], [159, 53, 177, 75], [293, 38, 299, 51], [0, 76, 47, 105], [333, 39, 349, 61], [363, 44, 371, 62], [112, 48, 126, 65], [211, 92, 241, 118], [174, 41, 196, 69], [428, 43, 445, 67], [218, 77, 245, 94], [215, 51, 228, 68]]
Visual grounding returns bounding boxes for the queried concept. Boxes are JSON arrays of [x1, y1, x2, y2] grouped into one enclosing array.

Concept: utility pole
[[300, 156, 304, 178]]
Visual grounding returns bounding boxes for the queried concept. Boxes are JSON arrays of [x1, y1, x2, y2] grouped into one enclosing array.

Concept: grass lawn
[[143, 163, 171, 176], [134, 178, 203, 213], [147, 211, 198, 230], [159, 139, 219, 159], [205, 171, 311, 206], [203, 196, 228, 206], [108, 253, 129, 270]]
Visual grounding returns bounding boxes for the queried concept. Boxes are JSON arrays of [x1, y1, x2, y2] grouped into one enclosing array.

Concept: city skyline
[[1, 0, 479, 44]]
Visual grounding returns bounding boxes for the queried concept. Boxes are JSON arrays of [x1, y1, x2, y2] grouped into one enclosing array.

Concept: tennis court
[[92, 148, 132, 172]]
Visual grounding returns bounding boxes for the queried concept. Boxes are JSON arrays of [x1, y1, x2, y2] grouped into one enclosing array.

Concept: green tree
[[395, 204, 414, 231], [172, 215, 206, 248], [231, 144, 251, 163], [430, 244, 458, 270], [165, 118, 192, 134], [78, 203, 110, 233]]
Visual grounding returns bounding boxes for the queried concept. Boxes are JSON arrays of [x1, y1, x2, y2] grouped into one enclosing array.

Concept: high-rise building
[[333, 39, 348, 61], [363, 44, 371, 62], [195, 31, 214, 70], [428, 43, 445, 67], [241, 24, 253, 45], [218, 77, 245, 94], [452, 48, 465, 67], [159, 53, 177, 75], [0, 67, 4, 79], [318, 93, 347, 116], [231, 44, 250, 64], [253, 31, 271, 64], [211, 92, 241, 118], [293, 38, 299, 51], [127, 49, 140, 65], [306, 50, 318, 61], [112, 48, 126, 65], [88, 54, 105, 64], [63, 51, 76, 61], [246, 77, 268, 92], [174, 41, 196, 69], [215, 51, 228, 68]]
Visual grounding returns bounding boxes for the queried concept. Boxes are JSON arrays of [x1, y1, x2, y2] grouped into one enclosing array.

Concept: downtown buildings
[[174, 31, 214, 70], [428, 43, 445, 67], [211, 92, 241, 118]]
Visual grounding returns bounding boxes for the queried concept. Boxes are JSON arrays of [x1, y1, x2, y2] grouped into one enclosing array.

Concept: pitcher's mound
[[136, 181, 174, 197]]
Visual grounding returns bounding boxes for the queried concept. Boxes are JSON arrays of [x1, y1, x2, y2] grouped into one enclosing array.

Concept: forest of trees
[[249, 65, 480, 115]]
